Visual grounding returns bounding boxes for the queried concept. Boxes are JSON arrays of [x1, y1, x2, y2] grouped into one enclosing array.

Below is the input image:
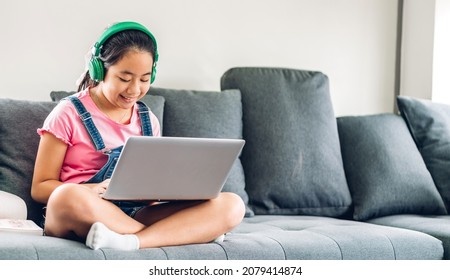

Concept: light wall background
[[400, 0, 450, 104], [0, 0, 399, 116]]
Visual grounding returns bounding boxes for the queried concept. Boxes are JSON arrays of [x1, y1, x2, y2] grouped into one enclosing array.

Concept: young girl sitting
[[31, 21, 245, 250]]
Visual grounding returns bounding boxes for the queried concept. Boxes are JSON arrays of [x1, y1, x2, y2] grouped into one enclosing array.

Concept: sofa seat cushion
[[0, 216, 443, 260], [0, 233, 110, 260], [221, 67, 352, 217], [337, 114, 447, 220], [0, 231, 286, 260], [369, 214, 450, 260], [234, 215, 443, 260]]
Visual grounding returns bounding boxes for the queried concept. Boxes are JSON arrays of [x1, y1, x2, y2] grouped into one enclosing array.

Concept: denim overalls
[[67, 95, 153, 216]]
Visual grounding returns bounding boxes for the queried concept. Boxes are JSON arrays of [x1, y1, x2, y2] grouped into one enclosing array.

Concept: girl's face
[[100, 50, 153, 109]]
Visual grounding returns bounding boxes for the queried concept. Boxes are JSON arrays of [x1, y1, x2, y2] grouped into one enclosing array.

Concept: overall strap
[[136, 101, 153, 136], [65, 95, 106, 151]]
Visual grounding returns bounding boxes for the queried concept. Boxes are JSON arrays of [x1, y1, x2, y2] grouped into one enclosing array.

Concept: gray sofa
[[1, 67, 450, 260]]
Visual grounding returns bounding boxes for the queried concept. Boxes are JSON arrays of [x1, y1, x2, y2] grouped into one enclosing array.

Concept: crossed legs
[[44, 183, 245, 249]]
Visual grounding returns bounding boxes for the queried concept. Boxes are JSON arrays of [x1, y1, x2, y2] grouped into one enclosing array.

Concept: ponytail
[[77, 70, 98, 92]]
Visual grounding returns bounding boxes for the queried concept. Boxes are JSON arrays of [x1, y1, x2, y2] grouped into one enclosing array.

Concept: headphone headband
[[89, 21, 158, 83]]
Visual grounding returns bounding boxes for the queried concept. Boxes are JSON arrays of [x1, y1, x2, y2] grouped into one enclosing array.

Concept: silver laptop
[[102, 136, 245, 201]]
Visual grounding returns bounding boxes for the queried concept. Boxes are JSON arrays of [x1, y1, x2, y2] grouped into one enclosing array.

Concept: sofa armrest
[[0, 191, 27, 219]]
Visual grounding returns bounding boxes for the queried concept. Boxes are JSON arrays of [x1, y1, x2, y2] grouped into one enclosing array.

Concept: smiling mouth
[[120, 95, 137, 102]]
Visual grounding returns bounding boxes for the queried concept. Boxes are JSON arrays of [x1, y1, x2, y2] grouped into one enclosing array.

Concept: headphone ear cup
[[88, 57, 105, 82]]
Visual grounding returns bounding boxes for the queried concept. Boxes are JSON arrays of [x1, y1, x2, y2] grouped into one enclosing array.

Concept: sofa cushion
[[221, 67, 352, 216], [369, 214, 450, 260], [0, 215, 444, 260], [235, 215, 443, 260], [50, 91, 165, 129], [337, 114, 447, 220], [0, 99, 57, 223], [397, 96, 450, 212], [148, 87, 253, 217]]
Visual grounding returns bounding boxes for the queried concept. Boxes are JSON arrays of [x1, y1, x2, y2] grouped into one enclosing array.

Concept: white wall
[[400, 0, 450, 103], [400, 0, 436, 100], [432, 0, 450, 104], [0, 0, 398, 116]]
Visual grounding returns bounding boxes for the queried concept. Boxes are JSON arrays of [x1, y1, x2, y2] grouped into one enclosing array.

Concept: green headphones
[[88, 21, 159, 83]]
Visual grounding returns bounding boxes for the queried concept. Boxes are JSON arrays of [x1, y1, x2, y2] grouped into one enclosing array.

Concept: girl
[[31, 21, 245, 250]]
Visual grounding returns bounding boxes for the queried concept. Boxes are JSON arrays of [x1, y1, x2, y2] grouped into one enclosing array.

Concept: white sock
[[86, 222, 140, 251], [211, 234, 225, 243]]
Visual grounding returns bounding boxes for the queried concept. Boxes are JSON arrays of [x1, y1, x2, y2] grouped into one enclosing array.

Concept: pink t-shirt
[[37, 89, 161, 183]]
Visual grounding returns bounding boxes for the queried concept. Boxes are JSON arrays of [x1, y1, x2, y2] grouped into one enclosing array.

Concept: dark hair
[[77, 29, 157, 91]]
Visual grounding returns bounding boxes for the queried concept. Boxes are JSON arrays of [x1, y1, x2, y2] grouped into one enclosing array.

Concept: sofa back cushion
[[397, 96, 450, 212], [149, 87, 253, 217], [337, 113, 447, 220], [221, 67, 352, 216], [0, 99, 57, 223]]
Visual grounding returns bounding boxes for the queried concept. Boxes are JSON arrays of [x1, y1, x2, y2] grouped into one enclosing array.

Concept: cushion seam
[[159, 247, 169, 260], [214, 241, 230, 260], [306, 230, 344, 259], [379, 233, 397, 260], [99, 248, 107, 259], [260, 234, 287, 260]]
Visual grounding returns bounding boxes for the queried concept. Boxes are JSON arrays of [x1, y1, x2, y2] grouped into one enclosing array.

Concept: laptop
[[102, 136, 245, 201]]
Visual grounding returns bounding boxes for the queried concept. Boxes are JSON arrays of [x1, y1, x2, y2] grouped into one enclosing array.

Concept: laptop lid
[[102, 136, 245, 201]]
